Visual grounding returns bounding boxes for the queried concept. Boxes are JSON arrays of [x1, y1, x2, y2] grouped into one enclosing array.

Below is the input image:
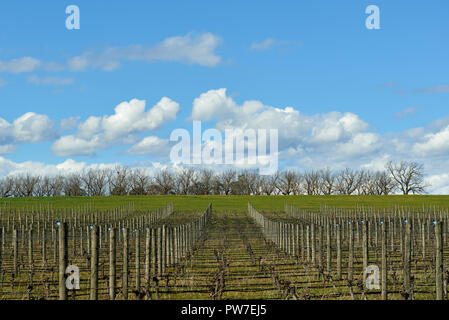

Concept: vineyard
[[0, 198, 448, 300]]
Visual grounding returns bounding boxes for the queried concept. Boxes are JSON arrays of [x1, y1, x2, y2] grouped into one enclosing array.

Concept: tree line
[[0, 161, 427, 197]]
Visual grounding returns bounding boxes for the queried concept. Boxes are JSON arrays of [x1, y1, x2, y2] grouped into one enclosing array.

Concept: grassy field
[[1, 195, 449, 212], [0, 195, 448, 300]]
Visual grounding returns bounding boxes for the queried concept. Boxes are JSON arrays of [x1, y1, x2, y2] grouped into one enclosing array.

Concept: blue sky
[[0, 1, 448, 192]]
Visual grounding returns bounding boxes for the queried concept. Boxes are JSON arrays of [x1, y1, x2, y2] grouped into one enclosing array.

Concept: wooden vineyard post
[[122, 227, 128, 300], [0, 227, 4, 271], [300, 224, 305, 261], [306, 225, 310, 262], [145, 228, 151, 293], [28, 228, 33, 266], [161, 226, 166, 277], [72, 226, 76, 257], [362, 220, 368, 287], [109, 227, 116, 300], [90, 226, 99, 300], [326, 222, 331, 274], [152, 228, 158, 278], [311, 223, 316, 265], [381, 221, 388, 300], [0, 227, 2, 273], [336, 223, 342, 280], [13, 228, 18, 276], [135, 229, 141, 292], [403, 221, 412, 300], [435, 221, 443, 300], [295, 224, 300, 260], [28, 228, 34, 284], [317, 225, 323, 267], [58, 222, 68, 300], [42, 228, 47, 266], [421, 219, 426, 260], [348, 220, 353, 283]]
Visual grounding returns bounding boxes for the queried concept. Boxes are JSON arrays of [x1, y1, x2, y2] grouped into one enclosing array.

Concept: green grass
[[1, 195, 449, 213]]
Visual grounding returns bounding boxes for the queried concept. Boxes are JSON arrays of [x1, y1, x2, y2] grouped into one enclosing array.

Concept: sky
[[0, 1, 448, 193]]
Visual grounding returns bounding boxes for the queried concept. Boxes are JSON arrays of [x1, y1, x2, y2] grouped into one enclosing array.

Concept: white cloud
[[0, 113, 57, 151], [413, 125, 449, 155], [127, 136, 170, 155], [52, 97, 180, 156], [190, 88, 375, 157], [0, 156, 177, 178], [413, 85, 449, 94], [52, 135, 103, 157], [0, 144, 17, 155], [60, 116, 80, 132], [393, 107, 417, 120], [361, 154, 391, 172], [27, 75, 74, 86], [0, 157, 119, 177], [425, 173, 449, 195], [250, 38, 276, 51], [308, 112, 369, 144], [12, 112, 57, 143], [336, 132, 380, 157], [191, 88, 237, 121], [0, 57, 41, 73], [0, 77, 6, 87], [68, 32, 223, 71]]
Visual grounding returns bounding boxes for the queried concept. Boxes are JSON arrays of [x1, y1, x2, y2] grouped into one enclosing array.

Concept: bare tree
[[129, 169, 150, 195], [176, 167, 196, 195], [64, 173, 86, 196], [0, 177, 14, 197], [319, 168, 335, 195], [260, 174, 278, 195], [335, 168, 363, 195], [0, 176, 15, 198], [373, 171, 397, 195], [154, 170, 176, 195], [35, 176, 53, 197], [276, 170, 300, 195], [192, 169, 214, 195], [218, 169, 236, 195], [108, 166, 130, 196], [386, 161, 428, 195], [81, 169, 108, 196], [303, 170, 320, 195], [50, 176, 65, 197], [14, 174, 41, 197]]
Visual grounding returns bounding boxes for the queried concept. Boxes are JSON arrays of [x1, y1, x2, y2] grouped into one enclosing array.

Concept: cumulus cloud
[[127, 136, 170, 155], [60, 116, 80, 132], [190, 88, 376, 158], [68, 32, 223, 71], [0, 144, 17, 155], [0, 157, 119, 177], [52, 97, 180, 156], [0, 156, 177, 178], [0, 112, 57, 150], [425, 173, 449, 195], [413, 124, 449, 156]]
